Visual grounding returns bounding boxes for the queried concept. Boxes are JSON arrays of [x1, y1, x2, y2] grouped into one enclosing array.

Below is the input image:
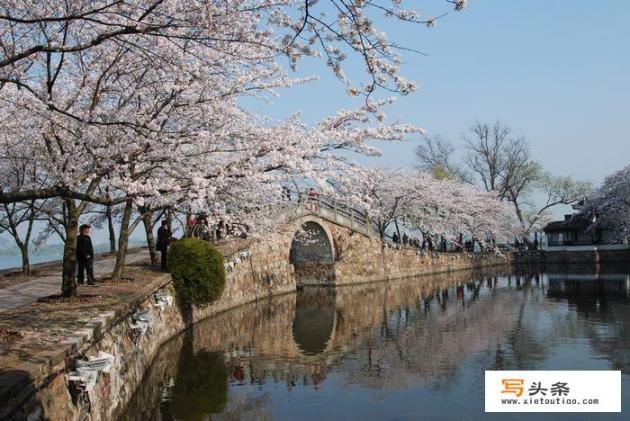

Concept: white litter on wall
[[225, 348, 256, 358], [67, 370, 98, 392], [130, 310, 152, 336], [67, 351, 115, 392], [153, 293, 173, 311]]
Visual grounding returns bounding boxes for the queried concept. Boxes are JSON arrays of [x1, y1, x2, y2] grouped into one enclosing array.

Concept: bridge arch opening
[[292, 288, 336, 355], [289, 221, 334, 264]]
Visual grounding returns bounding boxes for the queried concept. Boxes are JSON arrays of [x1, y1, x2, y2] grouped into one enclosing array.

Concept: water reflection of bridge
[[122, 268, 522, 419], [122, 269, 630, 420], [199, 268, 520, 363]]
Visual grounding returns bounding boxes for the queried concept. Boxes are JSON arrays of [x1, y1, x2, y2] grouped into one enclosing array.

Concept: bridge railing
[[297, 193, 374, 236]]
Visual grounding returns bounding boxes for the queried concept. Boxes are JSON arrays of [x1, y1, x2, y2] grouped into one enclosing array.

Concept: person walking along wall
[[157, 220, 172, 271], [77, 224, 97, 286]]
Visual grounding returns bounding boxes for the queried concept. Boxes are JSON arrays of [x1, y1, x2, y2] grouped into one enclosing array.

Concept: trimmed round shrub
[[167, 238, 225, 306]]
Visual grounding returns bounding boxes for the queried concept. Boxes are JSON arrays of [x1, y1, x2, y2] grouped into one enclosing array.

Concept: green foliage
[[167, 238, 225, 306]]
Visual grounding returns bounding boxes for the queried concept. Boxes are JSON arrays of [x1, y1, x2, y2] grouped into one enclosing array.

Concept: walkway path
[[0, 249, 149, 312]]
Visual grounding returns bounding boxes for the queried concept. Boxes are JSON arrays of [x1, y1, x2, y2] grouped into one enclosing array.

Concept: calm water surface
[[122, 269, 630, 420]]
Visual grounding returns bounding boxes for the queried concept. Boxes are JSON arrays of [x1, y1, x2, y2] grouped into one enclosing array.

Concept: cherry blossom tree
[[0, 159, 49, 274], [416, 121, 592, 241], [334, 168, 519, 246], [584, 165, 630, 243], [1, 1, 469, 296], [331, 168, 419, 239], [407, 174, 518, 246]]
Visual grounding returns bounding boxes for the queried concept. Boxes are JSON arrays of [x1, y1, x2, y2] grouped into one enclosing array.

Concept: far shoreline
[[0, 245, 149, 275]]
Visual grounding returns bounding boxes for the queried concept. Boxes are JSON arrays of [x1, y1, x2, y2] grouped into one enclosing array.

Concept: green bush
[[167, 238, 225, 306]]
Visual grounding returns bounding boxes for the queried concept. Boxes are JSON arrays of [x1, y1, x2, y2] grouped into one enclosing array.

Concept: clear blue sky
[[260, 0, 630, 184]]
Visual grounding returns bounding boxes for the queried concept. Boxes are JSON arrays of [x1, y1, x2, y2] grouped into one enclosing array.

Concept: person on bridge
[[76, 224, 97, 286], [157, 220, 172, 271]]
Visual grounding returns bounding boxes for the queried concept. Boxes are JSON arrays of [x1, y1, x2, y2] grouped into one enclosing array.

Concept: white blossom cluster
[[0, 0, 465, 235], [335, 168, 520, 244], [584, 165, 630, 243]]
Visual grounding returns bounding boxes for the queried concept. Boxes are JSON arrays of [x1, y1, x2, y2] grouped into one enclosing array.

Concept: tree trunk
[[19, 243, 30, 275], [111, 200, 133, 281], [3, 201, 36, 275], [512, 201, 532, 246], [141, 209, 158, 265], [21, 203, 36, 275], [377, 219, 386, 240], [61, 199, 79, 297], [106, 205, 116, 254]]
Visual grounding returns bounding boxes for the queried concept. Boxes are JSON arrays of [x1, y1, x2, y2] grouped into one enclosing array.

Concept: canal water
[[121, 269, 630, 420]]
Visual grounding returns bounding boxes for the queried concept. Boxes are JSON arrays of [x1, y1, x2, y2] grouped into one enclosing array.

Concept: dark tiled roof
[[543, 213, 592, 233], [544, 221, 567, 232]]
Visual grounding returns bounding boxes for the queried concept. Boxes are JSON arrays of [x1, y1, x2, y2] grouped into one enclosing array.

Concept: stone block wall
[[543, 249, 630, 265], [301, 221, 512, 286], [7, 233, 297, 421]]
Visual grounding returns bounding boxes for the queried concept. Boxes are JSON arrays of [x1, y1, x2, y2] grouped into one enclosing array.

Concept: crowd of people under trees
[[68, 210, 254, 281], [391, 232, 540, 252], [151, 213, 253, 272], [185, 214, 248, 242]]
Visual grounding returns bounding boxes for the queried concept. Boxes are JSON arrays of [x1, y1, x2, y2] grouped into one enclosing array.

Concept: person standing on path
[[76, 224, 97, 286], [157, 220, 172, 271]]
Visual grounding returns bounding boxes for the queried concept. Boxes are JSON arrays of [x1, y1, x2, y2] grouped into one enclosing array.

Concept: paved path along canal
[[0, 249, 149, 312]]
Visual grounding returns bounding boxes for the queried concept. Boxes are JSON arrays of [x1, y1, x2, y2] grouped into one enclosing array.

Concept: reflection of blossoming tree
[[342, 279, 526, 390]]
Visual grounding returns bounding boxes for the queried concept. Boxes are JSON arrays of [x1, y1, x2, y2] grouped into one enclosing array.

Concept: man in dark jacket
[[76, 224, 96, 285], [157, 220, 172, 271]]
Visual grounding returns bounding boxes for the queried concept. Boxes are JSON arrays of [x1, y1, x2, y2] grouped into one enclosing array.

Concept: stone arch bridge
[[218, 196, 509, 300], [285, 196, 375, 285]]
